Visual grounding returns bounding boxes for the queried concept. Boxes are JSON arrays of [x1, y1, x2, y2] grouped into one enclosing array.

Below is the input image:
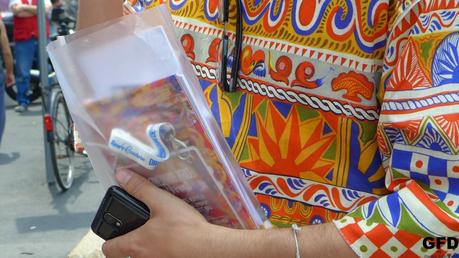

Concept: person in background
[[49, 0, 62, 37], [0, 18, 14, 145], [9, 0, 51, 113], [62, 0, 77, 21]]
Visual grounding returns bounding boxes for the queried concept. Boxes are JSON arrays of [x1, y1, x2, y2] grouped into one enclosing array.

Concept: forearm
[[12, 4, 37, 16], [0, 20, 12, 76], [104, 171, 359, 258], [77, 0, 123, 30], [209, 223, 356, 258], [3, 51, 13, 75], [21, 4, 36, 14], [13, 10, 35, 17]]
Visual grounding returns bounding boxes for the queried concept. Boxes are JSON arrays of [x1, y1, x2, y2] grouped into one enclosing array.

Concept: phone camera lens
[[103, 212, 123, 228]]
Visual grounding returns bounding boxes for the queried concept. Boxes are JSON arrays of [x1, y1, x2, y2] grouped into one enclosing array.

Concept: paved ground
[[0, 97, 103, 258]]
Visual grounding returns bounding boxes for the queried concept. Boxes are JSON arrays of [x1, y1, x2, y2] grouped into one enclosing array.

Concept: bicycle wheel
[[49, 88, 74, 191]]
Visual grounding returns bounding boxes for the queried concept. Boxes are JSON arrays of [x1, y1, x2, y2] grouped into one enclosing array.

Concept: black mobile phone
[[91, 185, 150, 240]]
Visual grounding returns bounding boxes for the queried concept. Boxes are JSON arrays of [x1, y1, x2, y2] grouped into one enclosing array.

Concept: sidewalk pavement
[[1, 96, 104, 257], [7, 94, 105, 257], [68, 230, 104, 258]]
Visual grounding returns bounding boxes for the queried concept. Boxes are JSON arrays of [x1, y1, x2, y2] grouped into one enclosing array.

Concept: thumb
[[101, 230, 140, 258], [115, 169, 175, 215]]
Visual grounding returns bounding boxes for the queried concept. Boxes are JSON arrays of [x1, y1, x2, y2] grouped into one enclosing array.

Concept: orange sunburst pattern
[[434, 113, 459, 151], [387, 39, 431, 91], [241, 102, 335, 184], [386, 118, 424, 144]]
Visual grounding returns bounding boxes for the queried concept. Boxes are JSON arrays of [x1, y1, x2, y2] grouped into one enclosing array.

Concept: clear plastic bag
[[47, 5, 270, 229]]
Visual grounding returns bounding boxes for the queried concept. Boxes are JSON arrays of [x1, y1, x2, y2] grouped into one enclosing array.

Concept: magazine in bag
[[47, 4, 270, 229]]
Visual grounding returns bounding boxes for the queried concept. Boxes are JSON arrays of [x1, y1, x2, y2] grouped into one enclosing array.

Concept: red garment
[[13, 0, 49, 41]]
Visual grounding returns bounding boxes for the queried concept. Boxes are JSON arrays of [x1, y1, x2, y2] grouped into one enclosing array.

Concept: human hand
[[6, 72, 14, 87], [102, 169, 225, 258], [14, 4, 25, 12]]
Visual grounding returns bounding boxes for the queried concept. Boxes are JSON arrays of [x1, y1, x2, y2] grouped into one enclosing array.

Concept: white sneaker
[[14, 105, 27, 113]]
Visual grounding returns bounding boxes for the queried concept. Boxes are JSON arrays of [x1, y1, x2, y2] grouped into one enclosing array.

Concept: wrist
[[206, 225, 294, 258]]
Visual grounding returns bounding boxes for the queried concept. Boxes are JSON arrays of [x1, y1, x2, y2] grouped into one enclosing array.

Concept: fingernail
[[116, 169, 133, 185]]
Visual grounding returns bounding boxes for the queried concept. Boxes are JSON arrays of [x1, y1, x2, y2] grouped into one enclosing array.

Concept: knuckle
[[124, 245, 138, 256], [128, 177, 149, 200], [126, 239, 143, 257], [101, 242, 112, 256]]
